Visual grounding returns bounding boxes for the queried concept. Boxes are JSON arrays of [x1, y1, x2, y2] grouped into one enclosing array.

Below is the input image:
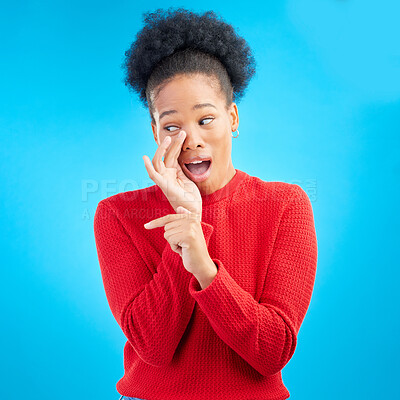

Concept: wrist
[[194, 258, 218, 290]]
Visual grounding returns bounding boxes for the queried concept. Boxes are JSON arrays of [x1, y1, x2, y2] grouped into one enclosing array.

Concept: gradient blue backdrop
[[1, 1, 399, 399]]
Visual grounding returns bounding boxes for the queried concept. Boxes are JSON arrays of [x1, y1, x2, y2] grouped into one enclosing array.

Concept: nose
[[182, 127, 205, 150]]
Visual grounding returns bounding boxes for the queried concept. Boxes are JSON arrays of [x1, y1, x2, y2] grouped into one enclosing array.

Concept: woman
[[94, 8, 318, 400]]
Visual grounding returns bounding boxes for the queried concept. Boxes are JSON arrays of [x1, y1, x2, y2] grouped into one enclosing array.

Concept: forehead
[[153, 73, 224, 111]]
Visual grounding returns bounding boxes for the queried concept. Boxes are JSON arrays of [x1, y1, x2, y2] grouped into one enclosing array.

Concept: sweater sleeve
[[188, 184, 318, 376], [94, 200, 214, 367]]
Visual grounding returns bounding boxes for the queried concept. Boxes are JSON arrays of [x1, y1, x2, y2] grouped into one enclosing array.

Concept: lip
[[182, 159, 212, 183], [182, 155, 212, 163]]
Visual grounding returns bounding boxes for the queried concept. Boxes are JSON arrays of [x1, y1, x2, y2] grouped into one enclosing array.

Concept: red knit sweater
[[94, 169, 318, 400]]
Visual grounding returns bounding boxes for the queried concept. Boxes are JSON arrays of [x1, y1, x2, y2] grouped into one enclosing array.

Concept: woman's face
[[150, 73, 239, 195]]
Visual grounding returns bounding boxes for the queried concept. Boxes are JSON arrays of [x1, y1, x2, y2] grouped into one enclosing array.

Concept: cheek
[[212, 121, 229, 141], [210, 130, 231, 154]]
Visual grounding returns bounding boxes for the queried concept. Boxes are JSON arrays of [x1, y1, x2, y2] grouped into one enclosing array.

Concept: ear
[[229, 102, 239, 132], [151, 121, 159, 145]]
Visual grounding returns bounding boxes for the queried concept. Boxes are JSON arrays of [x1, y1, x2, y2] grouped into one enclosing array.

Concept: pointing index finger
[[143, 213, 187, 229]]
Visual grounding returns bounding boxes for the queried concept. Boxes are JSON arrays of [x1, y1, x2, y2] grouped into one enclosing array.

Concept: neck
[[198, 162, 236, 196]]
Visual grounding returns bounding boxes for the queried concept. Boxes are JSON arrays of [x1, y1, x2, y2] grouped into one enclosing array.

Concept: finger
[[142, 154, 163, 187], [144, 213, 187, 229], [152, 135, 171, 173], [170, 242, 182, 256], [164, 228, 184, 241], [165, 230, 185, 252], [164, 130, 186, 168], [177, 205, 191, 214]]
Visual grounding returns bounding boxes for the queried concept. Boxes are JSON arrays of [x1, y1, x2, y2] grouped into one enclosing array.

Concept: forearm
[[193, 258, 218, 290], [121, 244, 197, 366], [95, 201, 197, 366], [187, 185, 318, 376]]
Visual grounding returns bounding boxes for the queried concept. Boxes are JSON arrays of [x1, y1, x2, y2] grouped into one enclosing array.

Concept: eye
[[200, 117, 214, 126], [164, 125, 179, 133]]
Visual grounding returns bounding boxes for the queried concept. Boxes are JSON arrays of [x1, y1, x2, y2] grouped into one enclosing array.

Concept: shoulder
[[238, 172, 304, 207]]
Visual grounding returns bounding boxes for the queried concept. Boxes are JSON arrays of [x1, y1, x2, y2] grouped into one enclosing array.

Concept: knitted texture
[[93, 169, 318, 400]]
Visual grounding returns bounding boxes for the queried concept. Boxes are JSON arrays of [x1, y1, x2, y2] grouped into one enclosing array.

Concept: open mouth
[[184, 160, 211, 175], [183, 159, 212, 182]]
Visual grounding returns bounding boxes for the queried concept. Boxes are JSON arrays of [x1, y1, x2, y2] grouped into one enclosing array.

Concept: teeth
[[189, 160, 204, 164]]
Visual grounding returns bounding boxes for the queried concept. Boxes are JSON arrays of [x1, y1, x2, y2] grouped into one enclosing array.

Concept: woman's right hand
[[142, 130, 203, 220]]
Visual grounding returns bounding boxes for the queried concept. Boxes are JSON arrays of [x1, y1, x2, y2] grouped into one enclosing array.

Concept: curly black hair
[[121, 7, 256, 121]]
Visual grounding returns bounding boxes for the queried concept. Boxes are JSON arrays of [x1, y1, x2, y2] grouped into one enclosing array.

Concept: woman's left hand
[[144, 206, 214, 277]]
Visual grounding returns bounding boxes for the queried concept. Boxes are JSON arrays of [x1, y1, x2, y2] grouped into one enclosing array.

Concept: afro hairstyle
[[121, 7, 256, 119]]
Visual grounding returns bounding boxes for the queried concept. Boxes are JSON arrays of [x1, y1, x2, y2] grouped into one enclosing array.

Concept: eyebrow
[[159, 103, 217, 121]]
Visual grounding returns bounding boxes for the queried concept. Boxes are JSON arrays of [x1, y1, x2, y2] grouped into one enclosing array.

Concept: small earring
[[231, 129, 239, 138]]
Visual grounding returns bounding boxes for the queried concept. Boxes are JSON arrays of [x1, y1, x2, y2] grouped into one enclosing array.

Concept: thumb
[[176, 206, 191, 214]]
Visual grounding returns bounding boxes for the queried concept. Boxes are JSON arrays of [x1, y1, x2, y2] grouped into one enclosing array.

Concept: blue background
[[1, 1, 399, 399]]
